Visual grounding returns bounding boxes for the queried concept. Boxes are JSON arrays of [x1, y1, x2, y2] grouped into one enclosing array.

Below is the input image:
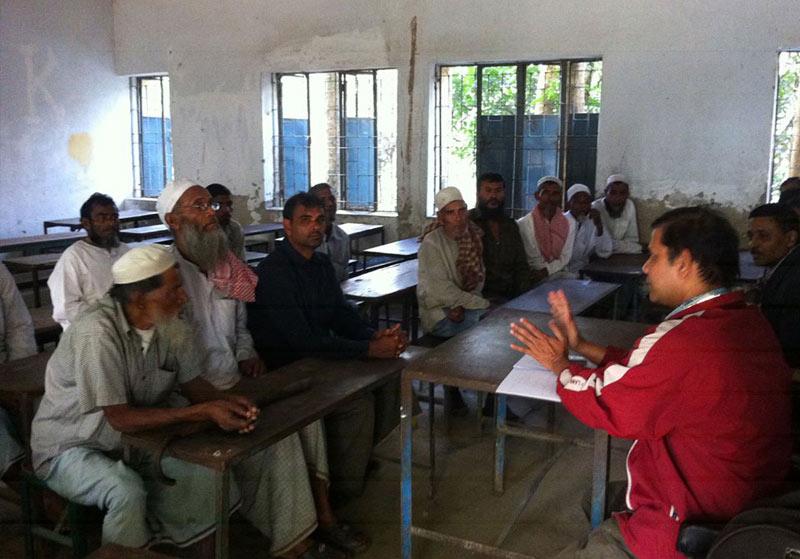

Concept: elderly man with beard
[[564, 183, 612, 276], [468, 173, 530, 301], [159, 181, 362, 558], [30, 246, 267, 552], [517, 176, 576, 281], [591, 174, 643, 254], [48, 193, 130, 330], [309, 183, 351, 283]]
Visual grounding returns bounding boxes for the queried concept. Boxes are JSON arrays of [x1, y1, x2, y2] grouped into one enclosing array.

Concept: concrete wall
[[0, 0, 132, 238]]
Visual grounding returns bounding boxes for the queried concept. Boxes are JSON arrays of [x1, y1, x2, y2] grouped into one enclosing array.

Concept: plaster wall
[[0, 0, 132, 238], [109, 0, 800, 239]]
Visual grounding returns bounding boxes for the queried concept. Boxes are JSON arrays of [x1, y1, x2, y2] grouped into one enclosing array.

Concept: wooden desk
[[339, 223, 385, 254], [0, 231, 85, 255], [341, 259, 419, 337], [29, 306, 61, 348], [43, 209, 158, 233], [361, 237, 421, 260], [503, 278, 620, 316], [580, 252, 647, 280], [118, 224, 171, 243], [244, 251, 267, 265], [123, 349, 422, 559], [0, 351, 50, 445], [4, 253, 61, 307], [400, 309, 647, 559], [241, 223, 283, 237]]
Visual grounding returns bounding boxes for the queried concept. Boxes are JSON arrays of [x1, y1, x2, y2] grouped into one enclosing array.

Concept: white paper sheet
[[497, 354, 596, 402]]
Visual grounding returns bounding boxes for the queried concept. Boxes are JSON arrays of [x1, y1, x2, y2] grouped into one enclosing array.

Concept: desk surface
[[362, 237, 420, 258], [122, 349, 423, 472], [339, 223, 384, 239], [404, 308, 647, 393], [0, 351, 51, 395], [118, 224, 171, 242], [4, 252, 62, 270], [503, 278, 620, 315], [0, 231, 85, 253], [341, 259, 418, 301], [44, 209, 158, 230], [580, 252, 647, 279], [242, 223, 283, 236]]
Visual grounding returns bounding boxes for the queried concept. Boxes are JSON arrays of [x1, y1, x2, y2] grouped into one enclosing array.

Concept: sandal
[[315, 522, 371, 555], [297, 541, 348, 559]]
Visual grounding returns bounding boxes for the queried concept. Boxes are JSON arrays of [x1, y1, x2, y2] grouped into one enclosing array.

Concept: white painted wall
[[0, 0, 133, 238]]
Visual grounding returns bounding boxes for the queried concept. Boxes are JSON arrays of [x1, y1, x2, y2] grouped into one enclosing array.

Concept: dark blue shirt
[[248, 239, 374, 369]]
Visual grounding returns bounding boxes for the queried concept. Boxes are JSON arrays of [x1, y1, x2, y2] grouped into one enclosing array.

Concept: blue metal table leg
[[590, 430, 610, 528], [493, 394, 507, 494], [401, 375, 414, 559], [216, 469, 231, 559]]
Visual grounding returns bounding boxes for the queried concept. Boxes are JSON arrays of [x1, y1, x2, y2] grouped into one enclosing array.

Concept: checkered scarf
[[420, 221, 485, 292], [208, 250, 258, 302]]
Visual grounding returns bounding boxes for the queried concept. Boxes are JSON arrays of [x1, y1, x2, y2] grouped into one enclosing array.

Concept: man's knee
[[99, 461, 147, 514]]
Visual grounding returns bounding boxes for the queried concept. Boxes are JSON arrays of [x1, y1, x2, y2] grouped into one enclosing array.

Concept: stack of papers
[[497, 354, 596, 402]]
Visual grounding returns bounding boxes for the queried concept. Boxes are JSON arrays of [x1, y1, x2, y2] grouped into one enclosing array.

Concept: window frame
[[130, 74, 173, 198]]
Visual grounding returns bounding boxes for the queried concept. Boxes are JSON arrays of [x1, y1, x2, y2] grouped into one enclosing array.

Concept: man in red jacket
[[510, 206, 792, 558]]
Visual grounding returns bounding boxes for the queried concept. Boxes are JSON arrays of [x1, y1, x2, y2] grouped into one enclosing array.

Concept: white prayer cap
[[435, 187, 465, 211], [157, 179, 199, 224], [536, 176, 563, 190], [112, 245, 175, 285], [605, 174, 629, 187], [567, 183, 591, 202]]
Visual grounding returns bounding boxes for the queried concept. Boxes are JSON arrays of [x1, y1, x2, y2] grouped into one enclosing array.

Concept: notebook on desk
[[497, 354, 595, 402]]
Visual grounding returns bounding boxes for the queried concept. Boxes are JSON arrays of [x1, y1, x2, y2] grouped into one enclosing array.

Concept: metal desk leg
[[493, 394, 507, 494], [216, 469, 231, 559], [400, 376, 414, 559], [428, 382, 436, 499], [32, 269, 41, 308], [590, 430, 610, 528]]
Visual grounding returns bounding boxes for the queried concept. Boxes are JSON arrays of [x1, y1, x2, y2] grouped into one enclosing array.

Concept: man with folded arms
[[511, 207, 791, 558]]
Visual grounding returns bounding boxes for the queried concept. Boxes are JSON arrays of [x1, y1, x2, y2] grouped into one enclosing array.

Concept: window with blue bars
[[273, 70, 397, 211], [132, 75, 174, 197], [434, 60, 602, 215]]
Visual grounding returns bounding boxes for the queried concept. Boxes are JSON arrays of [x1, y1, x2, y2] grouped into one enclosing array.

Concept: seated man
[[780, 176, 800, 194], [511, 206, 791, 559], [517, 176, 576, 281], [748, 203, 800, 368], [309, 183, 351, 283], [206, 183, 245, 260], [591, 174, 643, 254], [159, 180, 363, 557], [564, 183, 612, 276], [779, 187, 800, 217], [248, 192, 406, 500], [48, 193, 129, 330], [0, 261, 37, 482], [418, 187, 490, 337], [468, 172, 530, 302], [31, 247, 352, 558]]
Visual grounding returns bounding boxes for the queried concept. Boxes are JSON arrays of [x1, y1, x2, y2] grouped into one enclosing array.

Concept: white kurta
[[516, 212, 576, 277], [316, 223, 351, 283], [565, 211, 613, 275], [48, 240, 129, 330], [171, 247, 254, 391], [591, 198, 641, 254]]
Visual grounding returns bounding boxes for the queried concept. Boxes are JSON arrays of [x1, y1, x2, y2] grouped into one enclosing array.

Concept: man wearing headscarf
[[564, 183, 612, 276], [591, 174, 643, 254], [517, 176, 576, 281], [158, 180, 362, 557]]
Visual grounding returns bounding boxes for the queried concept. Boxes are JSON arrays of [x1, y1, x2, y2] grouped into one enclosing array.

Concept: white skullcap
[[112, 245, 175, 285], [157, 179, 198, 224], [537, 176, 563, 189], [435, 187, 465, 211], [567, 184, 591, 202], [605, 174, 629, 187]]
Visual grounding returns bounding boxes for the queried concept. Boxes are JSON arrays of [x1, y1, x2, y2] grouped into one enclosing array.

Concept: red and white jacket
[[557, 291, 792, 558]]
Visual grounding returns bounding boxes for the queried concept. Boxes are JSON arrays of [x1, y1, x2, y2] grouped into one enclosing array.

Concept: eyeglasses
[[175, 201, 221, 212]]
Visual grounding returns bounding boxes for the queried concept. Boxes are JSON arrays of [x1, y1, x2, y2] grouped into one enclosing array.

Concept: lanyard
[[665, 287, 730, 320]]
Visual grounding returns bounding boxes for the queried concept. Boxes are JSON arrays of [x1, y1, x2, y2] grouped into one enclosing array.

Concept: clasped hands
[[369, 324, 409, 358], [509, 289, 580, 374]]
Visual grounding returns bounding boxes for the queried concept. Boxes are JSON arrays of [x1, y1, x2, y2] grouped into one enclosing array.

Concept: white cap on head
[[566, 183, 591, 202], [157, 179, 198, 224], [112, 245, 175, 285], [605, 174, 629, 187], [435, 187, 465, 211], [537, 176, 563, 190]]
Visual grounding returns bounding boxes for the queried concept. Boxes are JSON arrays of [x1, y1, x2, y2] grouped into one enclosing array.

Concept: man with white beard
[[158, 180, 367, 557]]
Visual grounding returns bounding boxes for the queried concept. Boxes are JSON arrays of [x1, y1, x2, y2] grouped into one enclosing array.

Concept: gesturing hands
[[509, 318, 570, 374], [547, 289, 581, 350], [205, 396, 259, 434]]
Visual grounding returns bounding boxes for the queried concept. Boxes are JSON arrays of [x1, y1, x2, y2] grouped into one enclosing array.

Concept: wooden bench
[[29, 306, 61, 349], [0, 231, 85, 256], [4, 253, 61, 307]]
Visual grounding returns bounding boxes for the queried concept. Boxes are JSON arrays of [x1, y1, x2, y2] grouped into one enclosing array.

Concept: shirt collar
[[665, 287, 731, 320], [764, 245, 799, 282]]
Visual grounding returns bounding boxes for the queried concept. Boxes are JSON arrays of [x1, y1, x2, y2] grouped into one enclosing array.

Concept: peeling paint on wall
[[68, 132, 92, 168]]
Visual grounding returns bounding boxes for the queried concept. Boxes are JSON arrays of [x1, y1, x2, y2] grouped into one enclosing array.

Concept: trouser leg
[[324, 394, 375, 499], [43, 446, 150, 548]]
